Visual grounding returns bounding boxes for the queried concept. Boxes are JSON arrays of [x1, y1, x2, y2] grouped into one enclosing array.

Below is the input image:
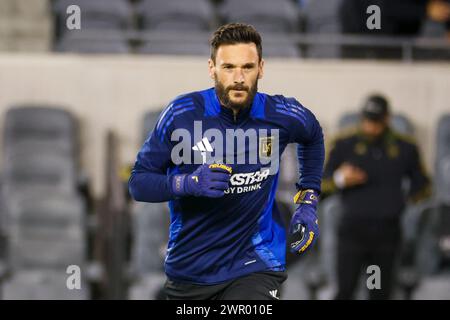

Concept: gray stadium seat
[[338, 112, 415, 136], [142, 110, 164, 143], [315, 195, 343, 299], [56, 32, 130, 54], [435, 114, 450, 205], [2, 152, 77, 196], [3, 106, 77, 159], [128, 199, 169, 299], [412, 204, 450, 299], [54, 0, 132, 33], [137, 0, 215, 31], [220, 0, 300, 34], [262, 34, 301, 58], [128, 272, 167, 300], [337, 112, 360, 130], [409, 115, 450, 299], [1, 192, 89, 299], [6, 193, 86, 269], [302, 0, 342, 58], [138, 40, 211, 56], [130, 202, 168, 275], [2, 270, 89, 300], [277, 144, 299, 204], [412, 273, 450, 299], [391, 114, 415, 136], [282, 262, 310, 300]]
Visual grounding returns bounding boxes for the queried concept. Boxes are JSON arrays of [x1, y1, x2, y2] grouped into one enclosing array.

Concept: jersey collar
[[201, 87, 266, 121]]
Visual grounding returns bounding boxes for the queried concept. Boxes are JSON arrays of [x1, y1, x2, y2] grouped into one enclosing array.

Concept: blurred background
[[0, 0, 449, 300]]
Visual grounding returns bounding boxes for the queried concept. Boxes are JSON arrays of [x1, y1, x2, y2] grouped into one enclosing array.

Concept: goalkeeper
[[129, 23, 324, 300]]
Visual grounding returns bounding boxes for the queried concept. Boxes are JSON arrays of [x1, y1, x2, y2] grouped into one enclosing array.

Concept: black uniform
[[322, 127, 430, 299]]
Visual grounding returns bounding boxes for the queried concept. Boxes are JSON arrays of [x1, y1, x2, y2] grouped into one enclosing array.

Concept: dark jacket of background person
[[322, 127, 431, 220]]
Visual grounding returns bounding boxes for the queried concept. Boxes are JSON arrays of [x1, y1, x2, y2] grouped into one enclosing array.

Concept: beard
[[215, 75, 258, 111]]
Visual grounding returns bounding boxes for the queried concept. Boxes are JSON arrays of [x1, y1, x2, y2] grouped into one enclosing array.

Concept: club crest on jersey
[[259, 136, 273, 159]]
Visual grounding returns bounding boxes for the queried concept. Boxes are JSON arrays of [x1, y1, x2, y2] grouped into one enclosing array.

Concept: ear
[[208, 58, 216, 80], [258, 59, 265, 79]]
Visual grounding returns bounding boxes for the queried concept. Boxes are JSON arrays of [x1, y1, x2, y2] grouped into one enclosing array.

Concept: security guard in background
[[322, 95, 431, 300]]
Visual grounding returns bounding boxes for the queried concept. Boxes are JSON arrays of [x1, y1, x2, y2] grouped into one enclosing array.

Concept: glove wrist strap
[[171, 174, 188, 197], [293, 189, 319, 205]]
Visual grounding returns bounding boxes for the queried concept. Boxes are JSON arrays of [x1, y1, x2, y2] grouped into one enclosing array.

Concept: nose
[[233, 68, 245, 84]]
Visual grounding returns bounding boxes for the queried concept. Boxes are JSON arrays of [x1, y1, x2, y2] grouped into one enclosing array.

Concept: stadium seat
[[0, 192, 89, 299], [137, 39, 210, 56], [5, 192, 85, 266], [56, 31, 130, 54], [412, 204, 450, 299], [2, 270, 89, 300], [435, 114, 450, 205], [337, 112, 360, 130], [338, 112, 415, 136], [409, 114, 450, 299], [128, 202, 169, 299], [262, 34, 302, 58], [412, 273, 450, 299], [142, 110, 164, 143], [2, 152, 77, 196], [219, 0, 300, 34], [314, 195, 343, 299], [277, 143, 300, 204], [53, 0, 132, 34], [136, 0, 215, 32], [391, 114, 415, 136], [302, 0, 342, 58], [0, 105, 91, 297], [1, 105, 90, 219], [3, 106, 77, 160], [130, 202, 168, 275], [128, 109, 170, 299], [282, 262, 311, 300]]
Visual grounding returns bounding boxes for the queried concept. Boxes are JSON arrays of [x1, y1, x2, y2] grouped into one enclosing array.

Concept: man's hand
[[171, 163, 232, 198], [288, 189, 320, 255], [334, 162, 367, 188]]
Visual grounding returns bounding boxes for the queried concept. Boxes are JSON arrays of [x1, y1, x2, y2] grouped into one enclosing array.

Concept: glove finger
[[289, 224, 317, 254], [288, 225, 306, 253], [210, 181, 230, 191], [204, 189, 225, 198], [209, 172, 231, 182]]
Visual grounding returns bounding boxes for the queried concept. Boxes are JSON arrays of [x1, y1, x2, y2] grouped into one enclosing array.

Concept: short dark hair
[[210, 23, 262, 63]]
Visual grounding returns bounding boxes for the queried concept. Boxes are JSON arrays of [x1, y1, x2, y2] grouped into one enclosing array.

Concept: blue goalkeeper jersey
[[129, 87, 324, 284]]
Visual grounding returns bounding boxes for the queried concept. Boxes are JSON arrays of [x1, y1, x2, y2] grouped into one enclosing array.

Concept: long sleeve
[[289, 99, 325, 193], [129, 110, 177, 203]]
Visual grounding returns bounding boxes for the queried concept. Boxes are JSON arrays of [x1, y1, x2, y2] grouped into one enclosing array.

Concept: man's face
[[361, 117, 389, 139], [208, 43, 264, 111]]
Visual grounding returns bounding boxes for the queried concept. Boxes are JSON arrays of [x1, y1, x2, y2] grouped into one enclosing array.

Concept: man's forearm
[[129, 171, 175, 203], [297, 140, 325, 192]]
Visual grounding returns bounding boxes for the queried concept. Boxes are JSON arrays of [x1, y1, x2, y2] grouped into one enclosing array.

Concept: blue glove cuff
[[171, 174, 188, 197]]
